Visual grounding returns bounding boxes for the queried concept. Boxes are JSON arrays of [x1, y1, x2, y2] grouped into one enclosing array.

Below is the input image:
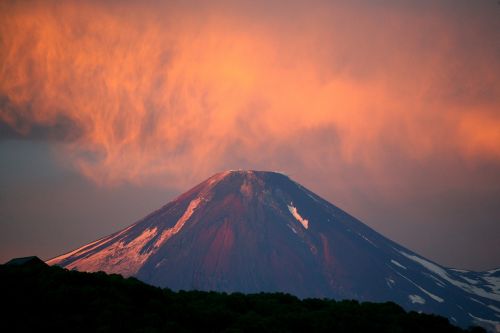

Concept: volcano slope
[[48, 170, 500, 331]]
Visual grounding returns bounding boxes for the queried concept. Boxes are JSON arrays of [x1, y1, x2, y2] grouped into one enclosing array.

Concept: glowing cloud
[[1, 0, 499, 189]]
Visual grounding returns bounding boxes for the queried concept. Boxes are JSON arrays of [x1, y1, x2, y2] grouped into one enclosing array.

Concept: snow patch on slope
[[399, 250, 500, 302], [154, 198, 202, 248], [357, 233, 377, 247], [65, 227, 159, 277], [462, 276, 480, 285], [206, 170, 232, 187], [391, 259, 407, 270], [423, 273, 446, 287], [489, 305, 500, 313], [46, 237, 106, 266], [409, 294, 426, 304], [470, 297, 486, 305], [468, 313, 500, 332], [482, 275, 500, 295], [386, 277, 395, 288], [395, 271, 444, 303], [46, 224, 135, 266], [288, 203, 309, 229]]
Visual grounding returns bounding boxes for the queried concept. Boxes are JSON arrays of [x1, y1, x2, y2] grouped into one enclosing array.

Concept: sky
[[1, 0, 499, 270]]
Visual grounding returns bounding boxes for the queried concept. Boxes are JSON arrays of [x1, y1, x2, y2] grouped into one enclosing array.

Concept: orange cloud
[[1, 0, 499, 189], [457, 113, 500, 161]]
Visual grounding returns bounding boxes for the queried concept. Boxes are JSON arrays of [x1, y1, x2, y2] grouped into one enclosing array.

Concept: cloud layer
[[1, 0, 499, 189]]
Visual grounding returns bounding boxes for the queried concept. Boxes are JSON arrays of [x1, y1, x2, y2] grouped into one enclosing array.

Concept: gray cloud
[[0, 96, 83, 142]]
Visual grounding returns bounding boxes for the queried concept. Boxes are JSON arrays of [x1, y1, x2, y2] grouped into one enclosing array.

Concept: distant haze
[[1, 0, 499, 270]]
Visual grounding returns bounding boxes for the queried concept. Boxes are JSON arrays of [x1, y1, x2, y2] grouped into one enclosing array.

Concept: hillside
[[0, 257, 485, 332]]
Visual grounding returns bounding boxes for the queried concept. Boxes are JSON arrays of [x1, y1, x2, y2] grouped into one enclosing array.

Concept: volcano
[[47, 170, 500, 331]]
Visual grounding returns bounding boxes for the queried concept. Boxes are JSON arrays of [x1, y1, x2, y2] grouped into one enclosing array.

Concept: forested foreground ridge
[[0, 257, 486, 333]]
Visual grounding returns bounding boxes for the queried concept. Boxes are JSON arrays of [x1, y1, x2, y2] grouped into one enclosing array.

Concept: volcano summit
[[48, 170, 500, 331]]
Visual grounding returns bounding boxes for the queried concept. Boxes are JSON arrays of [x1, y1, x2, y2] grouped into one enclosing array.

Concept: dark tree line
[[0, 259, 485, 333]]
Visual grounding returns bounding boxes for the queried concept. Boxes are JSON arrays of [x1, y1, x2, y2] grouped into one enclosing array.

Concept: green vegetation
[[0, 259, 485, 332]]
